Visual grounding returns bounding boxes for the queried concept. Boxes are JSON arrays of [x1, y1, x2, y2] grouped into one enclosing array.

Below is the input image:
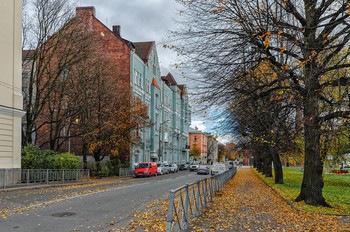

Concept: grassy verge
[[257, 167, 350, 215]]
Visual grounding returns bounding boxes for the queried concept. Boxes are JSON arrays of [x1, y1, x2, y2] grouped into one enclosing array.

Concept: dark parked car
[[179, 164, 189, 171]]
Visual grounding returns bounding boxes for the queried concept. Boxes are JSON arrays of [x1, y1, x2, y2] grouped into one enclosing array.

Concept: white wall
[[0, 0, 24, 169]]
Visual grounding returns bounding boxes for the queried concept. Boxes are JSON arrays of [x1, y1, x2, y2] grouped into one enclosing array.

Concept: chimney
[[113, 25, 121, 36], [76, 6, 96, 18]]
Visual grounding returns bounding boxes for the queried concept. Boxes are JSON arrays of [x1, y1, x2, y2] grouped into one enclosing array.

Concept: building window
[[156, 94, 159, 109], [194, 136, 197, 142], [146, 80, 150, 93], [155, 113, 159, 131], [153, 65, 156, 75], [134, 69, 143, 88]]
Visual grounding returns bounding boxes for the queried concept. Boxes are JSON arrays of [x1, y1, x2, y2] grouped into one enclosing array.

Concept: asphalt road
[[0, 171, 208, 232]]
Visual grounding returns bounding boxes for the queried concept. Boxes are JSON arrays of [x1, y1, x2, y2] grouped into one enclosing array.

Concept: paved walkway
[[190, 168, 350, 232]]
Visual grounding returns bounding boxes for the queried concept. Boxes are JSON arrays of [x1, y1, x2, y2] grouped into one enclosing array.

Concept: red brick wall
[[36, 7, 132, 155]]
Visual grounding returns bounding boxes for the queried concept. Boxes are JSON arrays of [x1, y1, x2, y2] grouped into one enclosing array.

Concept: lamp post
[[159, 120, 170, 163]]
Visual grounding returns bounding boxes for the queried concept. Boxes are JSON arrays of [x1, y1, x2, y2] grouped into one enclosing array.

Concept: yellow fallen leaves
[[188, 168, 350, 232], [124, 198, 169, 232]]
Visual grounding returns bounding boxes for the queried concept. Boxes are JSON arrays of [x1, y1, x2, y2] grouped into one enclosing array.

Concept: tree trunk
[[295, 66, 328, 206], [271, 150, 283, 184], [263, 149, 273, 177], [82, 139, 87, 169]]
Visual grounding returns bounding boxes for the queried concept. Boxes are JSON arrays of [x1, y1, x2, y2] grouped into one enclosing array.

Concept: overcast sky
[[79, 0, 181, 76]]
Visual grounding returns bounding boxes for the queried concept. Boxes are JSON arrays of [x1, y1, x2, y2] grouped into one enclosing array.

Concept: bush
[[22, 146, 81, 169], [22, 145, 43, 169], [98, 165, 110, 177], [22, 145, 57, 169], [52, 153, 81, 169]]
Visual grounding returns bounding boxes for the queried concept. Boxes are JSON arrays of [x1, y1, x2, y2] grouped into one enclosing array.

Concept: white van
[[210, 162, 227, 175]]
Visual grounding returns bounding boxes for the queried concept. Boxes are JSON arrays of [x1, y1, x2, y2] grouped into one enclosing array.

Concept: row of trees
[[173, 0, 350, 206], [22, 0, 149, 169]]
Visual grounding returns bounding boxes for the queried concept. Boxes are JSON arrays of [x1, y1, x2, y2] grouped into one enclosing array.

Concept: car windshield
[[136, 163, 148, 168]]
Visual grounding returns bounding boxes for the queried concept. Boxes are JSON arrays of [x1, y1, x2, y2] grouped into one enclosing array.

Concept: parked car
[[169, 163, 179, 173], [227, 161, 234, 169], [157, 163, 169, 175], [134, 162, 158, 177], [189, 162, 200, 172], [162, 163, 170, 174], [197, 165, 210, 175], [211, 162, 227, 175], [179, 163, 189, 171]]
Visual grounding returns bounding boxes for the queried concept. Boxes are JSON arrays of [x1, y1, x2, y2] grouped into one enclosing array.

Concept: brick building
[[189, 127, 208, 163]]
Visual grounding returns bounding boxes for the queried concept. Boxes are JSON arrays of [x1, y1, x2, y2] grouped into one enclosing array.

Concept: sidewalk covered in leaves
[[190, 168, 350, 232]]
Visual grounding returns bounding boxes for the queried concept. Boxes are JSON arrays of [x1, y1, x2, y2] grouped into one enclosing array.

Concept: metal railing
[[166, 167, 237, 232], [0, 169, 90, 189], [119, 167, 134, 177]]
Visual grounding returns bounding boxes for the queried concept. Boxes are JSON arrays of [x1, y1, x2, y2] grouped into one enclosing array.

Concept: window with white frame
[[146, 79, 150, 93], [156, 94, 159, 109], [134, 69, 143, 88]]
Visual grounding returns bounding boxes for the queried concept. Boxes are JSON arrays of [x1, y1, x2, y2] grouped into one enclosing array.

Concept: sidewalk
[[190, 168, 350, 232]]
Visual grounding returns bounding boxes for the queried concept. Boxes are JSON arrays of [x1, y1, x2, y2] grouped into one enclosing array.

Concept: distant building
[[189, 127, 208, 163], [206, 134, 218, 164], [161, 73, 191, 164], [0, 0, 25, 182]]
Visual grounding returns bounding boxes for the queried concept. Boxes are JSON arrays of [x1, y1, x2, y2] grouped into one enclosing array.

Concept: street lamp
[[159, 120, 170, 163]]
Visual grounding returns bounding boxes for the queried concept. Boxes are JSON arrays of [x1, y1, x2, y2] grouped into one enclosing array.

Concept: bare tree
[[173, 0, 350, 206], [22, 0, 92, 149]]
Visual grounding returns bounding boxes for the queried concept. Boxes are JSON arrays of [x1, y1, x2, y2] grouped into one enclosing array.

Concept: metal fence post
[[62, 170, 65, 183], [166, 190, 176, 232], [209, 177, 213, 202], [184, 184, 189, 230], [27, 170, 30, 186], [196, 182, 201, 213], [46, 170, 49, 184], [203, 179, 207, 207]]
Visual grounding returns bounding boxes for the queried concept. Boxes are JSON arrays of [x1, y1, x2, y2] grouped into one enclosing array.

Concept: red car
[[134, 162, 158, 177]]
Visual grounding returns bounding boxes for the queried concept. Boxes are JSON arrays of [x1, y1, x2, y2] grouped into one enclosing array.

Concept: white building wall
[[0, 0, 24, 170]]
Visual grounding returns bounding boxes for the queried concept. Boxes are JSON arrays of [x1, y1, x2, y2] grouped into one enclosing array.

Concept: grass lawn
[[257, 167, 350, 215]]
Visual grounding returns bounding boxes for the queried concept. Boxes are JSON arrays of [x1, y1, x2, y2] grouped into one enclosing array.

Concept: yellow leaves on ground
[[124, 198, 169, 232], [189, 168, 350, 232]]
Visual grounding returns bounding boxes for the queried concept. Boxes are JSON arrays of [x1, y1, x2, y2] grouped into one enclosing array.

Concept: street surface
[[0, 171, 208, 232]]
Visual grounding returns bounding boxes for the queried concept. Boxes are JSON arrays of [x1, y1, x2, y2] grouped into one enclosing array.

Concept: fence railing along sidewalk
[[0, 169, 90, 189], [166, 167, 237, 232]]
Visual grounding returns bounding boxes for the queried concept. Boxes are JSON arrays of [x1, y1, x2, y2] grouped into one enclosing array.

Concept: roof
[[75, 7, 133, 49], [189, 127, 203, 134], [152, 77, 160, 90], [133, 41, 154, 63], [161, 73, 178, 86]]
